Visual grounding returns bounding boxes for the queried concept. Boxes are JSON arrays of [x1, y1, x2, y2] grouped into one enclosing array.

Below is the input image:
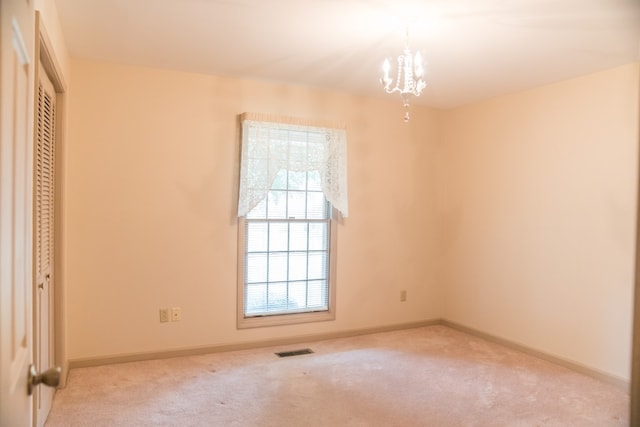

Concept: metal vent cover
[[275, 348, 314, 358]]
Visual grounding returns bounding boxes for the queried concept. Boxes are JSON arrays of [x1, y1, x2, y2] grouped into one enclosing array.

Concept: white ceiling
[[54, 0, 640, 109]]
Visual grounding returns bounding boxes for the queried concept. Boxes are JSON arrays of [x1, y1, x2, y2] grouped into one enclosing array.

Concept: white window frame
[[237, 211, 337, 329], [236, 113, 346, 329]]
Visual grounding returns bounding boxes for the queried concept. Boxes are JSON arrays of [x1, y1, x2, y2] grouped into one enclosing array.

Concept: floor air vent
[[275, 348, 314, 357]]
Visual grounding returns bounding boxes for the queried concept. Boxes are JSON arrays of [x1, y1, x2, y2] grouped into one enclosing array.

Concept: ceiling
[[54, 0, 640, 109]]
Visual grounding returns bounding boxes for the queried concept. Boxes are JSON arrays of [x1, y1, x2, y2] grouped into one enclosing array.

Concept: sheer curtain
[[237, 113, 349, 217]]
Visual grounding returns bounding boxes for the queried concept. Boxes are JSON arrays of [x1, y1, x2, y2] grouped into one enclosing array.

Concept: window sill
[[237, 309, 335, 329]]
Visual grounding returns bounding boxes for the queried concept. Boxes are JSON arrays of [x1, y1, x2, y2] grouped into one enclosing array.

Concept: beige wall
[[65, 57, 638, 382], [65, 59, 442, 360], [34, 0, 70, 79], [438, 64, 639, 381]]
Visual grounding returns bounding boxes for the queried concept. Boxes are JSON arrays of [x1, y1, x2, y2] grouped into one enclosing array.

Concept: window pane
[[246, 222, 267, 252], [287, 191, 306, 219], [272, 169, 288, 190], [307, 141, 323, 164], [289, 130, 308, 145], [269, 222, 288, 252], [246, 197, 267, 219], [308, 252, 327, 280], [246, 158, 265, 177], [267, 190, 287, 219], [246, 283, 267, 314], [307, 192, 327, 219], [288, 170, 306, 191], [288, 137, 307, 165], [268, 252, 287, 282], [307, 280, 328, 308], [289, 223, 308, 251], [307, 170, 322, 191], [308, 223, 327, 251], [267, 282, 289, 311], [246, 253, 267, 283], [270, 131, 288, 153], [288, 281, 308, 308], [288, 252, 308, 281], [247, 133, 267, 158]]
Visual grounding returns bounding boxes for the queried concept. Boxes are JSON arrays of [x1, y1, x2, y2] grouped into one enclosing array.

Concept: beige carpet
[[45, 325, 628, 426]]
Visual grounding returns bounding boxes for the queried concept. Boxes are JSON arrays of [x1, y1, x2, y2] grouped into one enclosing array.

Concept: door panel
[[35, 61, 57, 427], [0, 0, 35, 425]]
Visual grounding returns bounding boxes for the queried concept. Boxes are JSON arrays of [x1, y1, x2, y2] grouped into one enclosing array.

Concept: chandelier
[[381, 28, 426, 122]]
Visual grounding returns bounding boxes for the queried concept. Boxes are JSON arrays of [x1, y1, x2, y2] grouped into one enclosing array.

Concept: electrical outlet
[[400, 290, 407, 302], [159, 308, 170, 323], [171, 307, 182, 322]]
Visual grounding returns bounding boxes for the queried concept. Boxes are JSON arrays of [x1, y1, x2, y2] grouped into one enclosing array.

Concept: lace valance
[[237, 113, 349, 217]]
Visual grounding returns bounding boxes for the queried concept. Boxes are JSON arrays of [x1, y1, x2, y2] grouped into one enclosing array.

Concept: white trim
[[236, 211, 338, 329], [69, 320, 440, 369], [441, 319, 629, 391], [66, 319, 629, 391]]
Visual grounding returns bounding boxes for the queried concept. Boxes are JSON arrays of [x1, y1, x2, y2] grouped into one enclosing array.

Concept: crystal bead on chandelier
[[381, 28, 426, 122]]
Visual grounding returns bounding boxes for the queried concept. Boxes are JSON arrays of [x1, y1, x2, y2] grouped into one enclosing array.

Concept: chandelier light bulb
[[382, 58, 392, 89], [414, 51, 424, 78]]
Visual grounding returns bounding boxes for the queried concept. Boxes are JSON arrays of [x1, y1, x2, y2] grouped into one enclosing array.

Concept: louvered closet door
[[35, 62, 56, 427]]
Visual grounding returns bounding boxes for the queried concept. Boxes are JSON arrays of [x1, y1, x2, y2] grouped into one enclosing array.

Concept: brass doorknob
[[28, 364, 61, 395]]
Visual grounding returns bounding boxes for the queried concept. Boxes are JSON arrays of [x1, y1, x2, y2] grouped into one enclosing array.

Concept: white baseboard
[[441, 319, 629, 391], [67, 319, 441, 369], [67, 318, 629, 392]]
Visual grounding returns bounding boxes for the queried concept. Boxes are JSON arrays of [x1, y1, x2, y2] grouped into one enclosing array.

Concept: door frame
[[34, 10, 68, 387], [32, 8, 68, 405], [630, 65, 640, 427]]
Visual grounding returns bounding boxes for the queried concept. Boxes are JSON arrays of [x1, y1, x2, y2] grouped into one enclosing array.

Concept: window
[[241, 171, 334, 324], [237, 113, 348, 328]]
